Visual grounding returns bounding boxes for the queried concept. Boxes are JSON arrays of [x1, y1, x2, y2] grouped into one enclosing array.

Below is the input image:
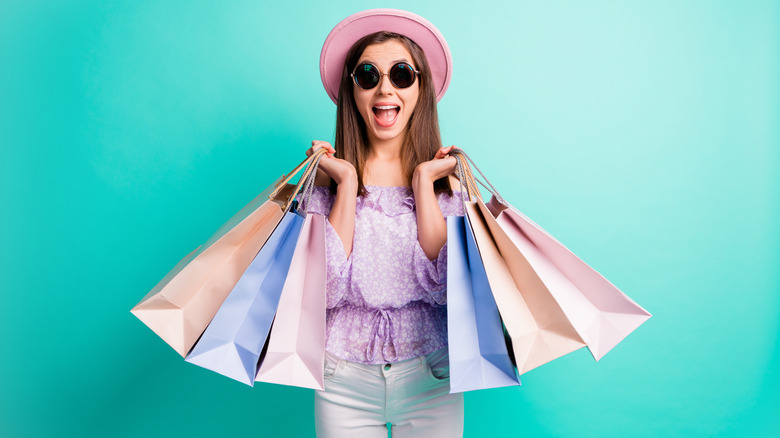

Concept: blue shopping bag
[[446, 215, 520, 393], [185, 203, 306, 386]]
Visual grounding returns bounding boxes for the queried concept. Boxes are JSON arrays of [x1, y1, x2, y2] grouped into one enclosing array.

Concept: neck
[[367, 134, 404, 161], [364, 133, 407, 186]]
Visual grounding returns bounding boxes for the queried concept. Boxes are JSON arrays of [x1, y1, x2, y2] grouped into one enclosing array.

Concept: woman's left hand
[[413, 145, 458, 185], [413, 145, 457, 260]]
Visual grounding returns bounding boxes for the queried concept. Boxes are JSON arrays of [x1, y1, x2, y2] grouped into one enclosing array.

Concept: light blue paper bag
[[185, 204, 306, 385], [446, 215, 520, 393]]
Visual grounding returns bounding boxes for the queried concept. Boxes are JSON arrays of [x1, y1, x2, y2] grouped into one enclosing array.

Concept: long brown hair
[[333, 31, 452, 197]]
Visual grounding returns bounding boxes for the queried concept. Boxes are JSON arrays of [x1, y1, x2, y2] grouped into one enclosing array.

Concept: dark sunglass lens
[[354, 64, 379, 89], [390, 63, 415, 88]]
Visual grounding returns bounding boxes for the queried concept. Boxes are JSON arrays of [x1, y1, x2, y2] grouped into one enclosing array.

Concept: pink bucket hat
[[320, 9, 453, 104]]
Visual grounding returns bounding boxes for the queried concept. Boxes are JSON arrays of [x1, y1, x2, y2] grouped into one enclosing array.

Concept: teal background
[[1, 0, 778, 436]]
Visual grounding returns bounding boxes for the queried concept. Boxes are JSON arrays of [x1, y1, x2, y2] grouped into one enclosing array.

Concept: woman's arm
[[328, 176, 358, 258], [412, 146, 458, 260], [307, 141, 358, 257]]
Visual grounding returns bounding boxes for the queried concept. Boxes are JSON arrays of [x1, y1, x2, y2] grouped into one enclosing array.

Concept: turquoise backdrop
[[2, 0, 778, 436]]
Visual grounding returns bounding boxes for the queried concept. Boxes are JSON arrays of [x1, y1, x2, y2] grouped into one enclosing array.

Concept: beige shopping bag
[[465, 200, 587, 374], [452, 152, 586, 375], [131, 150, 326, 357]]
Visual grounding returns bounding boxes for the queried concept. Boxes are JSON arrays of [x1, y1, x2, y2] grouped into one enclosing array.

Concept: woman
[[304, 9, 464, 437]]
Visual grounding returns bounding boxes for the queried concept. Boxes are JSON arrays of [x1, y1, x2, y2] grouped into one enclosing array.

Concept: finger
[[309, 142, 332, 157], [436, 147, 451, 159], [320, 145, 336, 158], [308, 141, 321, 156], [307, 147, 324, 157], [312, 141, 336, 155], [311, 140, 332, 148], [437, 145, 455, 158]]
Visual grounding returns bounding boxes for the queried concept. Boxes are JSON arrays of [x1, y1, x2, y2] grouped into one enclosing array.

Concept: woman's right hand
[[306, 140, 357, 187], [307, 141, 358, 258]]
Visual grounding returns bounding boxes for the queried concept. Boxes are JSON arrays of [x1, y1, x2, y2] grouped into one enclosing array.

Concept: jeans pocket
[[323, 352, 342, 379], [423, 348, 450, 381]]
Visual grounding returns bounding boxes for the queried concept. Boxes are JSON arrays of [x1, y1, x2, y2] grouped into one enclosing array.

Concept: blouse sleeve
[[437, 190, 466, 217], [413, 239, 448, 305], [324, 218, 352, 309], [299, 186, 334, 216]]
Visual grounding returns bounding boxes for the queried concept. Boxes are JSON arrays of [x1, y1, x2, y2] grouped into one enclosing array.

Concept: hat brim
[[320, 9, 452, 105]]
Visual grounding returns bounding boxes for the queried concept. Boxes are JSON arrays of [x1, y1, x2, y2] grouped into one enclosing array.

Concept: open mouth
[[372, 105, 400, 128]]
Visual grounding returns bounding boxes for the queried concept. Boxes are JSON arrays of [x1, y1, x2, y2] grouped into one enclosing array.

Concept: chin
[[369, 119, 410, 142], [372, 128, 403, 141]]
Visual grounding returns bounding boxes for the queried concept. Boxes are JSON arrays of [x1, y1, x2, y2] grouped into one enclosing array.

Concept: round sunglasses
[[351, 62, 420, 90]]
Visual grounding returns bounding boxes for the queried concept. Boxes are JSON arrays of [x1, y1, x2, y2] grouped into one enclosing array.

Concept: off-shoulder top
[[301, 185, 465, 364]]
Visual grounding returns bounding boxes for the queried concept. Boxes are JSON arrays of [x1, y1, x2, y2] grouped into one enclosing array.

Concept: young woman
[[304, 9, 464, 437]]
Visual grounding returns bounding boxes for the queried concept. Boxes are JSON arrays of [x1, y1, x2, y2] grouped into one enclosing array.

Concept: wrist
[[333, 166, 357, 187], [412, 166, 434, 192], [335, 171, 358, 191]]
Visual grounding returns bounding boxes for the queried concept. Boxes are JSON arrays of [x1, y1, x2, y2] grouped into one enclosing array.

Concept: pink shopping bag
[[255, 213, 327, 390], [485, 196, 651, 360]]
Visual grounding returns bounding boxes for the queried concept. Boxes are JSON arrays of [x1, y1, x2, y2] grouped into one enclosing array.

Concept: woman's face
[[352, 40, 420, 146]]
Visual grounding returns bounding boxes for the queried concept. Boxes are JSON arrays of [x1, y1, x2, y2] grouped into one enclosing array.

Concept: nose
[[376, 73, 394, 95]]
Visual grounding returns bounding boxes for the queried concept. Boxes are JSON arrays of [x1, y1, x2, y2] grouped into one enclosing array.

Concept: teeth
[[374, 105, 399, 110]]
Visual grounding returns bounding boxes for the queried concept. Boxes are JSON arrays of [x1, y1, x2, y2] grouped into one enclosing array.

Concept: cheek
[[353, 94, 371, 121], [404, 89, 420, 118]]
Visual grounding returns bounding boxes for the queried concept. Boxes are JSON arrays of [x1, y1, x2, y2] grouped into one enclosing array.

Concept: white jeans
[[314, 348, 464, 437]]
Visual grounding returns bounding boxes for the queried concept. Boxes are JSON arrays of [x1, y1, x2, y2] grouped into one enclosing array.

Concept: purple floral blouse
[[302, 185, 465, 365]]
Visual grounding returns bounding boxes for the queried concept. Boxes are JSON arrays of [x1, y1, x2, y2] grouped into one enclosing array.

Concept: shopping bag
[[452, 148, 650, 365], [452, 152, 587, 375], [184, 204, 306, 385], [131, 149, 326, 357], [255, 214, 327, 390], [465, 200, 587, 374], [485, 196, 651, 360], [446, 215, 520, 393]]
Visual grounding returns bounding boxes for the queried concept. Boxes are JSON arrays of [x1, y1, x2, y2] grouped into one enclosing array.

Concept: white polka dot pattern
[[301, 185, 465, 364]]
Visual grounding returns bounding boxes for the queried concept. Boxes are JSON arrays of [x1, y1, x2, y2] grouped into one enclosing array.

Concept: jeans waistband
[[325, 347, 448, 376]]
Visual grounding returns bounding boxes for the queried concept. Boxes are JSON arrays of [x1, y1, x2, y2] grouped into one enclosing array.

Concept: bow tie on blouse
[[363, 309, 398, 363]]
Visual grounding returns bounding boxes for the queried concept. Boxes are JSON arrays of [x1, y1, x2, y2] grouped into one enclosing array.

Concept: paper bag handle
[[448, 147, 506, 206], [449, 149, 481, 208], [268, 148, 329, 210]]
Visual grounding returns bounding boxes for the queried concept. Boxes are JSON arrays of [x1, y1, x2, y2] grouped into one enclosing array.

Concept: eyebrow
[[357, 58, 412, 65]]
